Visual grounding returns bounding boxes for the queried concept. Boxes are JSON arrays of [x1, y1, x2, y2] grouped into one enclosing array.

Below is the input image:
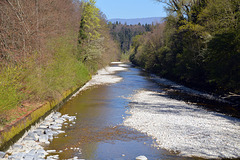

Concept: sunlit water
[[43, 63, 240, 160]]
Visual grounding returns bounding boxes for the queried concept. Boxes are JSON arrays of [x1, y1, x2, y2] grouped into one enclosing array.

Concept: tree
[[78, 0, 101, 44], [78, 0, 102, 64]]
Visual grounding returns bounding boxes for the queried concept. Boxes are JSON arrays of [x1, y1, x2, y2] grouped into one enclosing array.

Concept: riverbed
[[3, 62, 240, 159]]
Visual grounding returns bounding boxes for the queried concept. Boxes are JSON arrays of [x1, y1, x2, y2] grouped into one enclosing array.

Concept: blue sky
[[95, 0, 167, 20]]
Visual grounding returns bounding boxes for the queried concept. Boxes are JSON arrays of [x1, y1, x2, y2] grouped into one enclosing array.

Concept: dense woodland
[[0, 0, 119, 125], [129, 0, 240, 94], [108, 22, 152, 53]]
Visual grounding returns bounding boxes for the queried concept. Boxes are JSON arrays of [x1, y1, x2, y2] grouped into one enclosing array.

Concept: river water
[[6, 63, 240, 159], [44, 63, 240, 160]]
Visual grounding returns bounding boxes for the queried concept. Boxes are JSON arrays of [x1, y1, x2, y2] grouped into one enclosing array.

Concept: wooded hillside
[[129, 0, 240, 94], [0, 0, 119, 126]]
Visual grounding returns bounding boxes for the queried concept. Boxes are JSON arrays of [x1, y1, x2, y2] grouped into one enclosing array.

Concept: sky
[[95, 0, 167, 20]]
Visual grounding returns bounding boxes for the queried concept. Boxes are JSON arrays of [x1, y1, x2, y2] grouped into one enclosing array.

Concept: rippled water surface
[[45, 64, 239, 160]]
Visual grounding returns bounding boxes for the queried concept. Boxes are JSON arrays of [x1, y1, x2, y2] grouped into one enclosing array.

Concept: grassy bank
[[0, 34, 91, 130]]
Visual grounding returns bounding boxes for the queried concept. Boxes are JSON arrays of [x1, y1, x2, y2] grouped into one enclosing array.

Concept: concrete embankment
[[0, 86, 80, 151], [3, 112, 77, 159]]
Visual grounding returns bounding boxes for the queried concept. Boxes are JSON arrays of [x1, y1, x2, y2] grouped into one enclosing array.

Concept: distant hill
[[109, 17, 165, 25]]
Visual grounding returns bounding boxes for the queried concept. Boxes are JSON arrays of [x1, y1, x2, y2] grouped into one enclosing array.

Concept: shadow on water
[[45, 65, 202, 160]]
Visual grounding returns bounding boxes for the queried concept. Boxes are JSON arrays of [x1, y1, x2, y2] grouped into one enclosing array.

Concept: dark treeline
[[108, 22, 153, 53], [129, 0, 240, 94], [0, 0, 119, 124]]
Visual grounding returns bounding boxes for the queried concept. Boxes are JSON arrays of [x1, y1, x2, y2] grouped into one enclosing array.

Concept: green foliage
[[109, 22, 152, 53], [26, 35, 90, 101], [198, 0, 239, 34], [206, 32, 240, 91], [79, 0, 101, 44], [0, 66, 24, 113], [78, 0, 119, 72], [81, 38, 105, 72], [130, 0, 240, 93]]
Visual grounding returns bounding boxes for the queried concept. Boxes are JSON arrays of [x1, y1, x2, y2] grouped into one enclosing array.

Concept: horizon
[[108, 17, 164, 25], [108, 16, 164, 20]]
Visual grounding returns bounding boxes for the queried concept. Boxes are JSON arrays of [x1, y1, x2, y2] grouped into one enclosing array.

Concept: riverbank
[[0, 85, 82, 151], [124, 89, 240, 159], [131, 64, 240, 119], [0, 63, 128, 159]]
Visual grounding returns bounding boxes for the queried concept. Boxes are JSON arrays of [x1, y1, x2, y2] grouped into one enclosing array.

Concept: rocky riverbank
[[124, 90, 240, 159], [1, 112, 77, 159]]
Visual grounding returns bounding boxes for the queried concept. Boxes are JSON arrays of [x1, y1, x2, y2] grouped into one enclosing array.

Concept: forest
[[129, 0, 240, 94], [108, 22, 152, 53], [0, 0, 119, 126]]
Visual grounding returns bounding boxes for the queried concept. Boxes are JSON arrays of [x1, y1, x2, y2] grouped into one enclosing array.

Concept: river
[[5, 62, 240, 160]]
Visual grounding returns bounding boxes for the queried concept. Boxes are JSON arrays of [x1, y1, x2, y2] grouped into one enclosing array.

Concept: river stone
[[0, 151, 6, 158], [136, 155, 148, 160], [23, 139, 36, 146], [12, 144, 23, 150], [42, 121, 51, 126], [55, 123, 62, 127], [28, 149, 37, 155], [49, 125, 61, 130], [39, 124, 49, 129], [33, 129, 44, 136], [52, 130, 59, 135], [39, 135, 49, 143], [23, 136, 35, 141], [54, 119, 64, 124], [24, 154, 35, 160], [69, 117, 76, 121], [8, 152, 25, 159], [60, 117, 67, 121], [52, 113, 61, 120], [47, 150, 56, 153], [45, 116, 54, 122], [27, 132, 39, 141], [47, 155, 59, 159], [45, 141, 50, 145], [48, 134, 54, 141], [57, 130, 65, 134], [36, 149, 48, 158], [62, 114, 69, 118]]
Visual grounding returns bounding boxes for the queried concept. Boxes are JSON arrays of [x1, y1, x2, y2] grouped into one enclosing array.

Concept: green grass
[[0, 65, 24, 112], [0, 65, 25, 124]]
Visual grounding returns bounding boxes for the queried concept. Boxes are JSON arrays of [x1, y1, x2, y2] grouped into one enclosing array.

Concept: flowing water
[[42, 63, 240, 160]]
